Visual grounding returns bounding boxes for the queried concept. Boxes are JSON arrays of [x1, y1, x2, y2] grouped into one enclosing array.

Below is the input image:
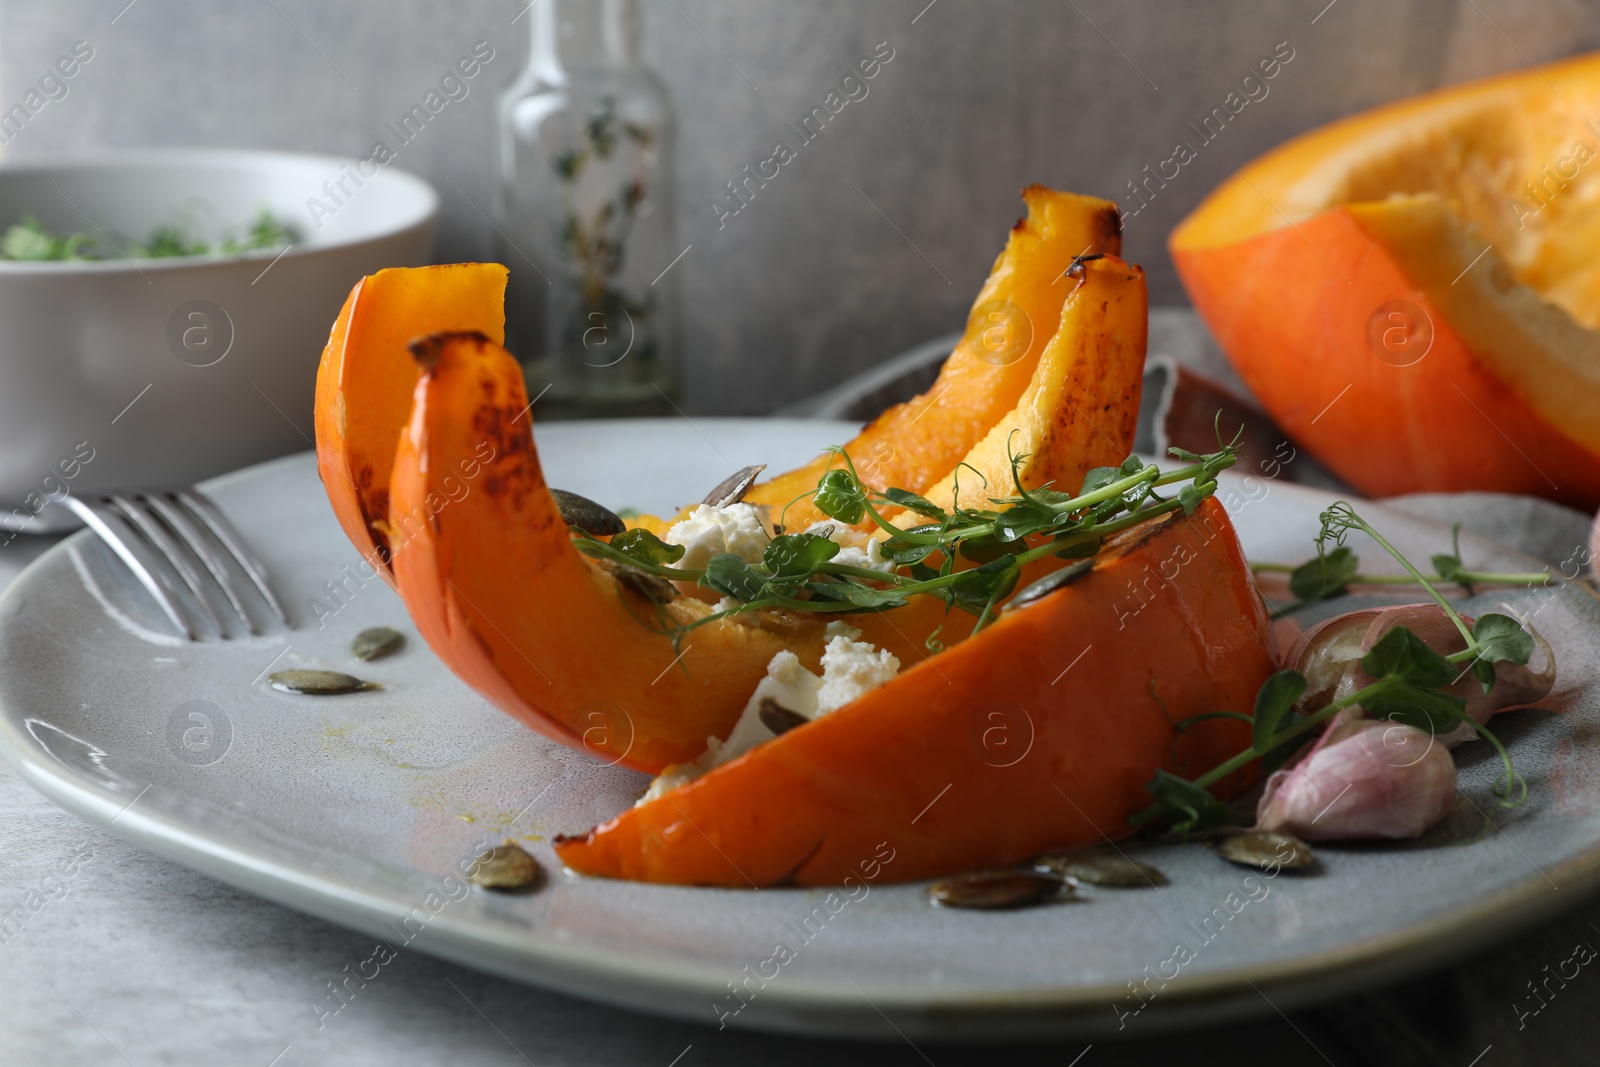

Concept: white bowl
[[0, 148, 436, 524]]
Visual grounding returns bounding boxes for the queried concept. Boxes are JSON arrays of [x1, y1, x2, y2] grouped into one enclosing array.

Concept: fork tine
[[58, 495, 198, 640], [141, 491, 261, 636], [108, 493, 226, 639], [175, 489, 289, 626]]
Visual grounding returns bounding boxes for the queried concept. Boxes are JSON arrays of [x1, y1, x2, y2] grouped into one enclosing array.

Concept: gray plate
[[0, 418, 1596, 1041]]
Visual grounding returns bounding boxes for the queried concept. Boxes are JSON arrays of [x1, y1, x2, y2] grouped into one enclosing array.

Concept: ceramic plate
[[1, 419, 1597, 1041]]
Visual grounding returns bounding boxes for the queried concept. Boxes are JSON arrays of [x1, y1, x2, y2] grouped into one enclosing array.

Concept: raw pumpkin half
[[1171, 51, 1600, 509]]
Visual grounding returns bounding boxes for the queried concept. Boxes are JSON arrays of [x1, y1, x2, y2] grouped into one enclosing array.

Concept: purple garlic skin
[[1256, 711, 1457, 840], [1262, 603, 1556, 841], [1284, 604, 1556, 747]]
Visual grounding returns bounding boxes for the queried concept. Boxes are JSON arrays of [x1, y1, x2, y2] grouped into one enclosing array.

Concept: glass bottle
[[496, 0, 679, 418]]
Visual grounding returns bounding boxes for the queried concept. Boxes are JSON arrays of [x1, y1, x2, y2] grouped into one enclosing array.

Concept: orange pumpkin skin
[[554, 497, 1274, 887], [1172, 210, 1600, 509], [314, 263, 508, 574]]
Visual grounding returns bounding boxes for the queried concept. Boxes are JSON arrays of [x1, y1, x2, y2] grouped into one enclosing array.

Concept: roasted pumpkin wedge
[[649, 186, 1124, 534], [388, 331, 817, 772], [315, 263, 508, 574], [654, 253, 1146, 661], [377, 251, 1148, 773], [910, 255, 1145, 517], [554, 497, 1275, 887]]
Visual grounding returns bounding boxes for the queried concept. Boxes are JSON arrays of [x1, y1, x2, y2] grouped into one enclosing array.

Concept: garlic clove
[[1256, 710, 1457, 840]]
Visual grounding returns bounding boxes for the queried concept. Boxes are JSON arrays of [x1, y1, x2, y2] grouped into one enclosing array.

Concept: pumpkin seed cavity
[[1035, 852, 1167, 887], [267, 669, 380, 695], [702, 464, 767, 508], [1211, 831, 1313, 871], [351, 626, 405, 661], [928, 869, 1072, 910], [467, 840, 544, 892], [551, 489, 627, 536]]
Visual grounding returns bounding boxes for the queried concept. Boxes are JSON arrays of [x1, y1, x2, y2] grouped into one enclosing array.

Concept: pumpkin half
[[1171, 51, 1600, 509], [554, 497, 1274, 887]]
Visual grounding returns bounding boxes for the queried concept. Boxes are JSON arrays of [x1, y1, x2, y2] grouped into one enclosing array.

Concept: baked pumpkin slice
[[553, 497, 1275, 887], [380, 254, 1145, 773], [315, 263, 509, 576], [634, 185, 1125, 535]]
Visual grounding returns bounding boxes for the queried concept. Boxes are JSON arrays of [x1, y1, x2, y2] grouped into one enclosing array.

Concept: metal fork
[[58, 488, 288, 641]]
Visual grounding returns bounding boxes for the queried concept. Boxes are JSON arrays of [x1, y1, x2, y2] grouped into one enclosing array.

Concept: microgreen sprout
[[571, 432, 1245, 653], [1252, 516, 1553, 617], [1137, 501, 1541, 836]]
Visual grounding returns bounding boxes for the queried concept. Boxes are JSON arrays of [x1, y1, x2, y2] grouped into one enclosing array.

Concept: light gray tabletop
[[3, 467, 1600, 1067]]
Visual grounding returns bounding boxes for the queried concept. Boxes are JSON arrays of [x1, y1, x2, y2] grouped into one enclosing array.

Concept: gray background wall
[[3, 0, 1597, 412]]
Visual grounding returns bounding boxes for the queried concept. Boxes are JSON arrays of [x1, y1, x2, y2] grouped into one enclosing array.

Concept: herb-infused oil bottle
[[496, 0, 679, 417]]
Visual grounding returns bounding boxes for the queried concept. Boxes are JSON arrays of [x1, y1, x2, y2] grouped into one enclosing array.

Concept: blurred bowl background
[[0, 149, 435, 520]]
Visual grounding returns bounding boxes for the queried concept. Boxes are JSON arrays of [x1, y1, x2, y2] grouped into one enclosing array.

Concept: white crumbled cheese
[[637, 629, 899, 805], [665, 503, 772, 571], [817, 628, 902, 714], [638, 745, 716, 804], [802, 521, 898, 574]]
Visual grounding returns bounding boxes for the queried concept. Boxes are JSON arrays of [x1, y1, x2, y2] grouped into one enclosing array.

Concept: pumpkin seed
[[267, 669, 379, 695], [596, 558, 678, 604], [1035, 852, 1167, 887], [467, 840, 544, 892], [1211, 831, 1313, 871], [928, 869, 1072, 910], [1004, 560, 1095, 612], [702, 464, 767, 508], [351, 626, 405, 661], [757, 697, 808, 737], [551, 488, 627, 536]]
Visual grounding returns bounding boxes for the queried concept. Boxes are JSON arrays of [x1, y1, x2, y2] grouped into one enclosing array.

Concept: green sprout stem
[[1249, 562, 1552, 586], [1140, 669, 1520, 828], [1326, 506, 1474, 647], [579, 434, 1238, 651]]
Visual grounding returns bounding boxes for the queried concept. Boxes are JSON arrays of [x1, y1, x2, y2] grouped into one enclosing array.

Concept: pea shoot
[[1137, 502, 1541, 836], [1252, 521, 1554, 616], [571, 432, 1245, 652]]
